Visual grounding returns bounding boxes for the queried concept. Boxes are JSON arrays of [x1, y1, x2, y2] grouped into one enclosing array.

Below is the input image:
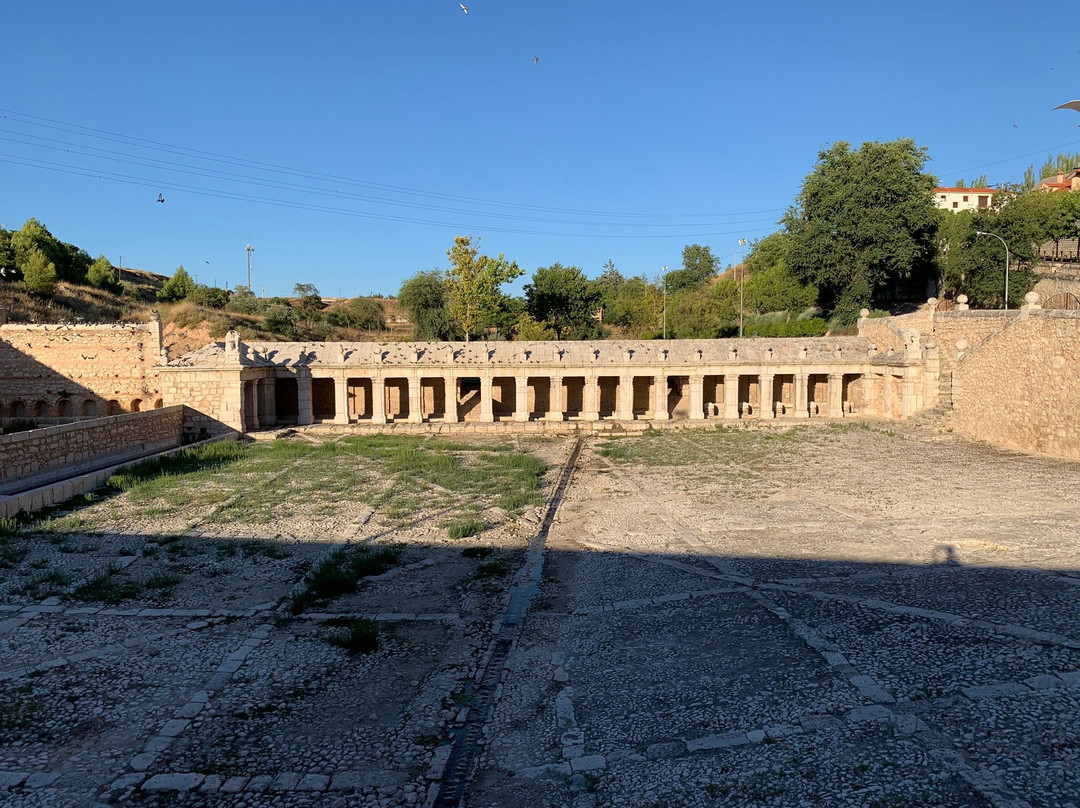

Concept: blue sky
[[2, 0, 1078, 297]]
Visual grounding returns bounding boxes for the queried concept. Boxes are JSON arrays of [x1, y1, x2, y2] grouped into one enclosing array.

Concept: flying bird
[[532, 54, 539, 64], [1054, 100, 1080, 113], [156, 194, 165, 203], [460, 3, 468, 14]]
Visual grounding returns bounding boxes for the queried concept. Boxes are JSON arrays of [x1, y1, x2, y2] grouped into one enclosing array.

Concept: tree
[[784, 139, 939, 324], [0, 226, 16, 279], [524, 263, 603, 339], [11, 219, 64, 279], [157, 266, 196, 302], [398, 270, 457, 340], [444, 235, 522, 340], [328, 297, 386, 331], [87, 254, 118, 290], [514, 312, 556, 340], [189, 285, 231, 308], [665, 244, 719, 293], [21, 247, 57, 296]]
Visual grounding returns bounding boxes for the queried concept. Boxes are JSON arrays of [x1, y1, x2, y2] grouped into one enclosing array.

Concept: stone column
[[883, 373, 895, 419], [793, 372, 809, 418], [723, 374, 739, 420], [901, 372, 916, 418], [653, 375, 670, 420], [547, 376, 565, 421], [617, 375, 635, 421], [334, 375, 349, 424], [262, 377, 277, 426], [297, 369, 313, 426], [582, 376, 599, 421], [688, 374, 705, 420], [407, 375, 422, 424], [514, 375, 529, 422], [372, 377, 387, 424], [827, 373, 844, 418], [760, 373, 775, 419], [861, 372, 876, 417], [444, 374, 460, 422], [480, 375, 494, 423]]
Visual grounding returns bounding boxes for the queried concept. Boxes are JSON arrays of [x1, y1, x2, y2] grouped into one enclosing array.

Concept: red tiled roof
[[934, 187, 998, 194]]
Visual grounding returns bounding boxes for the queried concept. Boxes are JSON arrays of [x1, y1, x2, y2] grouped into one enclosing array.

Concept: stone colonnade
[[267, 366, 920, 428]]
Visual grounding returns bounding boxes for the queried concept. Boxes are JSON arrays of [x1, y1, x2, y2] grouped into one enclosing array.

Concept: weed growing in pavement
[[289, 545, 403, 613], [323, 618, 380, 655], [71, 565, 143, 604], [18, 568, 70, 599], [445, 517, 485, 539], [460, 546, 493, 559], [0, 517, 17, 535]]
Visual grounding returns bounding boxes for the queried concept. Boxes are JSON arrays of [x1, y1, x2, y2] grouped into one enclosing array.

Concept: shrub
[[446, 517, 485, 539], [324, 618, 379, 655]]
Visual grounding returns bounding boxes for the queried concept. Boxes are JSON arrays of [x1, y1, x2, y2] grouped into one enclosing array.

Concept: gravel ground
[[2, 423, 1079, 807]]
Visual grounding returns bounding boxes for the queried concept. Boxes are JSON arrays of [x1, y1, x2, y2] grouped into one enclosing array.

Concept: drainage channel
[[433, 436, 585, 808]]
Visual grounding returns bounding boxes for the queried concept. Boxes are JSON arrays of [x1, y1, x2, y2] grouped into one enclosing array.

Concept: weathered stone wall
[[952, 309, 1080, 459], [0, 320, 163, 420], [0, 406, 185, 496], [1033, 276, 1080, 303], [159, 368, 246, 434]]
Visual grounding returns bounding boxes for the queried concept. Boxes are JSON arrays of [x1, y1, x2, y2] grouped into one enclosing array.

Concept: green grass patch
[[323, 618, 379, 655], [71, 565, 143, 604], [290, 545, 403, 613], [445, 517, 485, 539]]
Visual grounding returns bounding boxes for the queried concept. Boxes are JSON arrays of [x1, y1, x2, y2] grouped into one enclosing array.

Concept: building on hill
[[934, 187, 999, 212], [1036, 169, 1080, 193]]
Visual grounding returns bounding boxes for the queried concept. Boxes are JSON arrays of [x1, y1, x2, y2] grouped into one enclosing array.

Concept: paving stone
[[199, 775, 224, 793], [24, 772, 60, 788], [0, 772, 29, 789], [245, 775, 273, 792], [271, 772, 301, 791], [570, 755, 606, 773], [142, 773, 205, 792], [220, 776, 249, 793], [685, 732, 747, 751], [296, 774, 330, 791]]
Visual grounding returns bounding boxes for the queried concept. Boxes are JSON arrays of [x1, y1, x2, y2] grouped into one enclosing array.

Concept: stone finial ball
[[927, 297, 937, 306], [956, 339, 969, 351], [956, 294, 968, 304], [1025, 291, 1040, 305], [859, 308, 870, 318]]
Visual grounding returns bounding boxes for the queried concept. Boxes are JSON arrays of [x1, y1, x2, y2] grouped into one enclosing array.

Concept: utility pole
[[246, 244, 254, 292], [118, 255, 123, 287]]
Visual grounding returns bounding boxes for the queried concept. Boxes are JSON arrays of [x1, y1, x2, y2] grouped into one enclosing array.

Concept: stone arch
[[82, 399, 97, 417], [107, 400, 122, 416], [32, 400, 48, 418], [153, 398, 163, 409], [57, 398, 73, 417], [130, 398, 143, 413], [11, 400, 26, 418]]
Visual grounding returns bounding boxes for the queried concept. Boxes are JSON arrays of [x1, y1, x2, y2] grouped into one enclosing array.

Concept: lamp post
[[737, 238, 748, 337], [975, 231, 1011, 309], [661, 266, 668, 340], [245, 244, 255, 292]]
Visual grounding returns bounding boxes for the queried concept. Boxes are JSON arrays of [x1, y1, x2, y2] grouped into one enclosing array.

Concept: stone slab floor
[[2, 423, 1080, 808]]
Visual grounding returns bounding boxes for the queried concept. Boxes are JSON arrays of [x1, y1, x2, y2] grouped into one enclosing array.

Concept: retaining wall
[[0, 406, 185, 496]]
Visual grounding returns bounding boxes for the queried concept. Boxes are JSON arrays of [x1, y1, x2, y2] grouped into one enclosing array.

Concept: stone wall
[[159, 367, 247, 435], [0, 319, 163, 421], [0, 406, 185, 496], [952, 308, 1080, 460]]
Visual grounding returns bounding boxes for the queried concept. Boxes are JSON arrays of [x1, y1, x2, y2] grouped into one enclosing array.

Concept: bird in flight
[[532, 54, 539, 64], [157, 194, 165, 203], [460, 4, 468, 14]]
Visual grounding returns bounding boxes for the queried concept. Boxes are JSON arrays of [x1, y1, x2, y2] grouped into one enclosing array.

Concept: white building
[[934, 187, 998, 212]]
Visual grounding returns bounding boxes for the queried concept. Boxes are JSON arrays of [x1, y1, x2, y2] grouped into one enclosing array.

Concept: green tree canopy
[[444, 235, 522, 341], [665, 244, 719, 293], [327, 297, 386, 331], [784, 139, 939, 324], [524, 263, 603, 340], [157, 266, 196, 302], [87, 254, 118, 290], [398, 270, 457, 340], [21, 247, 57, 296]]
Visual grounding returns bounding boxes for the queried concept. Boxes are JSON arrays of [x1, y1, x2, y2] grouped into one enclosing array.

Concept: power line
[[0, 108, 784, 221]]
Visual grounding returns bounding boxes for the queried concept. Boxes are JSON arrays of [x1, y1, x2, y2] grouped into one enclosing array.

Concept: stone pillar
[[760, 373, 775, 419], [901, 372, 916, 418], [723, 374, 739, 420], [263, 377, 276, 426], [827, 373, 843, 418], [444, 374, 460, 422], [883, 373, 894, 419], [407, 375, 422, 423], [582, 376, 599, 421], [372, 377, 387, 424], [334, 375, 349, 424], [547, 376, 565, 421], [617, 375, 635, 421], [653, 375, 670, 420], [688, 374, 705, 420], [514, 375, 529, 422], [793, 372, 809, 418], [861, 372, 876, 417], [297, 369, 313, 426], [480, 375, 494, 423]]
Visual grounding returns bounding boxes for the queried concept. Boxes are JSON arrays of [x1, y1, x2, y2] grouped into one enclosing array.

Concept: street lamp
[[737, 238, 748, 337], [245, 244, 255, 292], [975, 231, 1011, 309]]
